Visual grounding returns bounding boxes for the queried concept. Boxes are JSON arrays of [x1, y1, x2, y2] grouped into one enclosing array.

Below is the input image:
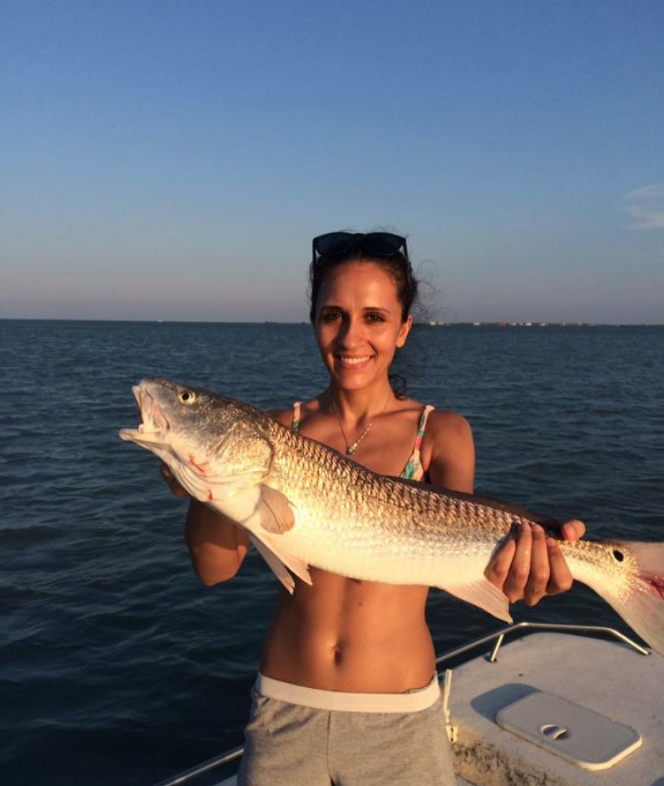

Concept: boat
[[150, 623, 664, 786]]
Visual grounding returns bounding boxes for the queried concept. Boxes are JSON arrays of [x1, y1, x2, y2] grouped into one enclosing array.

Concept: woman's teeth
[[338, 356, 371, 366]]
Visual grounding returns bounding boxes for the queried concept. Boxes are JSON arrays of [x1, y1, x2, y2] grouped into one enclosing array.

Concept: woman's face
[[312, 261, 412, 392]]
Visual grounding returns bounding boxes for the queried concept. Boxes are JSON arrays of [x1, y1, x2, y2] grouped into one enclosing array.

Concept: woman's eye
[[321, 311, 341, 322], [366, 312, 385, 323]]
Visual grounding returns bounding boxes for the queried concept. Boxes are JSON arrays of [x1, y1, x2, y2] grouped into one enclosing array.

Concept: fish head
[[120, 377, 235, 448], [120, 378, 270, 492]]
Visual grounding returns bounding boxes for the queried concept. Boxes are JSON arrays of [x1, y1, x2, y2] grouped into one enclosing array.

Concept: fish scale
[[120, 378, 664, 658]]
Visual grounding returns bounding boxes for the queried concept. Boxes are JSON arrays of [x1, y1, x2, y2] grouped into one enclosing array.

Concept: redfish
[[120, 378, 664, 657]]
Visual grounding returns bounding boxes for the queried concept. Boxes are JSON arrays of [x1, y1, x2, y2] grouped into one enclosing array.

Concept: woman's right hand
[[160, 462, 189, 499]]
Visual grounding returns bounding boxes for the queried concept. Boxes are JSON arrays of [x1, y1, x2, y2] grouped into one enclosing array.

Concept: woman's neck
[[325, 382, 394, 424]]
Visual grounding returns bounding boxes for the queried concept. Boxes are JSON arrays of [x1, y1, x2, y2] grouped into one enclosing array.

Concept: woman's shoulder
[[424, 408, 473, 441], [419, 407, 475, 491], [396, 398, 473, 456], [399, 396, 471, 438]]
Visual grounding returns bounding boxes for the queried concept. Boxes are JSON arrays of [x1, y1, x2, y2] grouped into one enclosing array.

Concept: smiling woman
[[159, 230, 586, 786], [313, 259, 412, 397]]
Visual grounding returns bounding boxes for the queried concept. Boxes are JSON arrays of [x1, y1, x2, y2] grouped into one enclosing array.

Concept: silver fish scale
[[265, 418, 527, 558]]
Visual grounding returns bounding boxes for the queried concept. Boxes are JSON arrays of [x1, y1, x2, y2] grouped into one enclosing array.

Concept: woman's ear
[[396, 315, 413, 348]]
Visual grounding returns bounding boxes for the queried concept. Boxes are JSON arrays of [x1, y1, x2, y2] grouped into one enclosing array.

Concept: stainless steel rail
[[434, 621, 650, 665], [149, 623, 649, 786], [150, 746, 243, 786]]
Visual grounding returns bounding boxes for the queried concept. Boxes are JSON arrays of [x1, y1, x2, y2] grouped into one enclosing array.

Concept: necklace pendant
[[346, 444, 357, 456]]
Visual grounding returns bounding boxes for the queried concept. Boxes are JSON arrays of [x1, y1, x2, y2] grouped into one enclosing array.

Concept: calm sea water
[[1, 320, 663, 786]]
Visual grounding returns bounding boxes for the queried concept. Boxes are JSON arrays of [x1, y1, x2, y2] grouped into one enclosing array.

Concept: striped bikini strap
[[292, 401, 302, 433], [414, 404, 435, 450]]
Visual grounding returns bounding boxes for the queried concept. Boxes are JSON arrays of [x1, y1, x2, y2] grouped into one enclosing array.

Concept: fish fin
[[258, 485, 295, 534], [441, 578, 513, 623], [591, 541, 664, 658], [247, 528, 313, 590], [247, 534, 295, 594], [260, 533, 312, 586]]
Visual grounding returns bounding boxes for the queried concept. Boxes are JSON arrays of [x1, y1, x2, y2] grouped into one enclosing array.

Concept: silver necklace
[[332, 391, 392, 456]]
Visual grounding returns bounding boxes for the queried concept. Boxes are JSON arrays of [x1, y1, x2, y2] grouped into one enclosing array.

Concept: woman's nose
[[338, 316, 363, 347]]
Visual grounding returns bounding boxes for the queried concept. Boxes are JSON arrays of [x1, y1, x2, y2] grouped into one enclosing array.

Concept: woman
[[162, 231, 585, 785]]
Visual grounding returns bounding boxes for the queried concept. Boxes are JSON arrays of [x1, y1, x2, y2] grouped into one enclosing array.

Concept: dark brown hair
[[308, 248, 419, 323]]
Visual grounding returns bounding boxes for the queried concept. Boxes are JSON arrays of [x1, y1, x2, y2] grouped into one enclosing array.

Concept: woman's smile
[[335, 354, 373, 369]]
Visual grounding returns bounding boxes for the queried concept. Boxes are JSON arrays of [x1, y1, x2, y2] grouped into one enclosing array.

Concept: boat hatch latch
[[540, 723, 569, 740], [496, 691, 642, 770]]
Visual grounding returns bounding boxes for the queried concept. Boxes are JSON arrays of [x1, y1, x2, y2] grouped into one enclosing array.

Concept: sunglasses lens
[[313, 232, 406, 260], [363, 232, 405, 256], [313, 232, 354, 257]]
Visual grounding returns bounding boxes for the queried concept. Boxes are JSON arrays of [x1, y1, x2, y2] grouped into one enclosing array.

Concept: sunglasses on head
[[312, 232, 409, 264]]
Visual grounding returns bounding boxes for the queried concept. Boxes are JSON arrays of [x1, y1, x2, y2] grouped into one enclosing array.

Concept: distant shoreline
[[419, 321, 664, 328], [0, 318, 662, 328]]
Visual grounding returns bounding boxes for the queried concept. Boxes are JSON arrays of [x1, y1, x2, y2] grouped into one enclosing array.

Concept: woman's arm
[[161, 464, 251, 586], [185, 499, 251, 585], [424, 411, 585, 606]]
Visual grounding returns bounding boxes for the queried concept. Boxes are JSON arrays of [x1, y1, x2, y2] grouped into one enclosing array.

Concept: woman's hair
[[308, 247, 419, 323]]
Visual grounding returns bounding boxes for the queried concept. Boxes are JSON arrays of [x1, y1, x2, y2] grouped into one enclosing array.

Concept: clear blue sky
[[2, 0, 663, 323]]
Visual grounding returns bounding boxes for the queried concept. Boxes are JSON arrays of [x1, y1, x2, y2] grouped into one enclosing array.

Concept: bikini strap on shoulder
[[414, 405, 435, 450], [292, 401, 302, 433]]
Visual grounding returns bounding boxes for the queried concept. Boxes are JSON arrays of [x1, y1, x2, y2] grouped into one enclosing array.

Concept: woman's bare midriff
[[256, 401, 444, 694], [259, 569, 435, 693]]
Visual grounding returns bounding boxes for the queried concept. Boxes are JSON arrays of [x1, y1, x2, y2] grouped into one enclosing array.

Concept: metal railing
[[151, 746, 243, 786], [150, 622, 649, 786], [433, 621, 650, 665]]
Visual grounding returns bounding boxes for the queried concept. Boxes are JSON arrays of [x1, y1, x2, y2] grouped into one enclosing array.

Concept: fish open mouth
[[119, 383, 169, 443]]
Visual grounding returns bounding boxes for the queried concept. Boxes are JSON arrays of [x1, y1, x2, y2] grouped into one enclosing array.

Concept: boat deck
[[155, 627, 664, 786], [449, 632, 664, 785]]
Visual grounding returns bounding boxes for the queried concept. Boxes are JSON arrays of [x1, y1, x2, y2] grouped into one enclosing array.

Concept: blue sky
[[2, 0, 663, 323]]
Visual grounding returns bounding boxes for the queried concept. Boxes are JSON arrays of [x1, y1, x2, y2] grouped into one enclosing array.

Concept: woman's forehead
[[318, 261, 399, 300]]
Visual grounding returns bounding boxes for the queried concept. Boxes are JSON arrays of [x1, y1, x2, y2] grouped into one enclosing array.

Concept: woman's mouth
[[336, 354, 372, 369]]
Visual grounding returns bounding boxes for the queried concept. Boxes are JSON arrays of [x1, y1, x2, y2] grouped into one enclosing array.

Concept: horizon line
[[1, 317, 662, 328]]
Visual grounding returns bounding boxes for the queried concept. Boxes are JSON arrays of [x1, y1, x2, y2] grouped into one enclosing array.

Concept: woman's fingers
[[561, 519, 586, 541], [486, 519, 582, 604], [501, 522, 535, 602], [544, 536, 575, 595], [542, 519, 584, 594], [522, 524, 551, 605], [484, 531, 516, 593]]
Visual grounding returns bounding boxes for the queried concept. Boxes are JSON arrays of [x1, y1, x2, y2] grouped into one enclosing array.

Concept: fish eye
[[612, 549, 624, 562], [178, 390, 197, 405]]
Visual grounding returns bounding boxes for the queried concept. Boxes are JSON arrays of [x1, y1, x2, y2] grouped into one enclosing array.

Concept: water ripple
[[1, 321, 662, 786]]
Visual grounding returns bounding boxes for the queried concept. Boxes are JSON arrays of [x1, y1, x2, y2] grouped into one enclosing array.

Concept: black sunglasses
[[312, 232, 409, 263]]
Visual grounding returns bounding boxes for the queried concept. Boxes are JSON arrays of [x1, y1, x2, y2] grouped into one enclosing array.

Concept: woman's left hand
[[485, 519, 586, 606]]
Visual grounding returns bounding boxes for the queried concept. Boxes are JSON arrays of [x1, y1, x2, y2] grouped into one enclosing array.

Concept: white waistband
[[254, 672, 441, 713]]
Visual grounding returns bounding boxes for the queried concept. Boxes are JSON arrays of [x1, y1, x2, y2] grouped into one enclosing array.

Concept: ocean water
[[1, 320, 662, 786]]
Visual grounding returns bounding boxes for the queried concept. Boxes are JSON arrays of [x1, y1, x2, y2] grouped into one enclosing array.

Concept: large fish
[[120, 378, 664, 657]]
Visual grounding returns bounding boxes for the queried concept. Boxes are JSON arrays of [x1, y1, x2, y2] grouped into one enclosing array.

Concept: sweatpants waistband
[[254, 672, 441, 713]]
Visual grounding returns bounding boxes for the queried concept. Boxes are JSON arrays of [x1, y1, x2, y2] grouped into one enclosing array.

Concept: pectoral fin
[[248, 530, 312, 593], [248, 534, 295, 593], [258, 485, 295, 534], [441, 578, 513, 623]]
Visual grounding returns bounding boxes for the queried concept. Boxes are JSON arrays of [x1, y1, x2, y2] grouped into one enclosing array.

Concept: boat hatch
[[497, 691, 642, 770]]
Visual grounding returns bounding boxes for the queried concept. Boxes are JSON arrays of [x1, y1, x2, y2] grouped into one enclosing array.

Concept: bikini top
[[291, 402, 435, 482]]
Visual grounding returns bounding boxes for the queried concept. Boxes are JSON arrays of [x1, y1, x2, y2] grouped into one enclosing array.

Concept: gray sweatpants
[[237, 675, 456, 786]]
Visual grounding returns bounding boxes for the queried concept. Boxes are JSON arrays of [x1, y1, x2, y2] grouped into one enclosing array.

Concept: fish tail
[[598, 541, 664, 658]]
